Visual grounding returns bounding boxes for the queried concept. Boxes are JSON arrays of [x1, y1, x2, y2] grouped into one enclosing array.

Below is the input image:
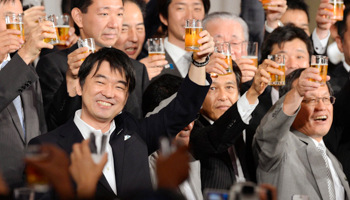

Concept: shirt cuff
[[237, 92, 259, 124], [312, 28, 330, 54]]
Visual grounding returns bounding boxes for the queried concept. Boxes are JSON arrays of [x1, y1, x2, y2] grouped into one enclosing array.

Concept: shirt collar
[[309, 136, 325, 148], [202, 114, 214, 125], [73, 109, 116, 139], [0, 54, 11, 70], [164, 37, 191, 64], [343, 59, 350, 73]]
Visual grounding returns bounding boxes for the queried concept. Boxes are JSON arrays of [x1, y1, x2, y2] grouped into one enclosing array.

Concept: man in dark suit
[[36, 0, 149, 129], [0, 0, 58, 188], [30, 29, 214, 199]]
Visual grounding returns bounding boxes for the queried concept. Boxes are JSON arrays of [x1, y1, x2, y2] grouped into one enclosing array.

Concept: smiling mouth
[[97, 101, 112, 107], [216, 106, 229, 110], [314, 115, 327, 122], [125, 47, 137, 54]]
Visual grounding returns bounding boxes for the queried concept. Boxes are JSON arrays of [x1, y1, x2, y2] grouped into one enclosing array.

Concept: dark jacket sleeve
[[0, 53, 38, 112]]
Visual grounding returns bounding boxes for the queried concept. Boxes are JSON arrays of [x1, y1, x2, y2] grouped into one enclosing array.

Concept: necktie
[[317, 143, 335, 200], [1, 59, 25, 136]]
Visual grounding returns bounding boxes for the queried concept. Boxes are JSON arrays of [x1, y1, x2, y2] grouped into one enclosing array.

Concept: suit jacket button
[[18, 89, 22, 93]]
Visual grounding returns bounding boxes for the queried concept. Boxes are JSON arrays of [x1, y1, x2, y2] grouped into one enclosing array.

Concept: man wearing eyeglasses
[[253, 68, 350, 199]]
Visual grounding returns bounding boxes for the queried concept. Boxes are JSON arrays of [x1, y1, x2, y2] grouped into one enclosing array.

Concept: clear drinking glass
[[14, 187, 35, 200], [147, 38, 166, 67], [185, 19, 202, 52], [56, 15, 70, 46], [25, 145, 49, 192], [38, 14, 60, 45], [5, 14, 25, 42], [310, 55, 328, 85], [77, 38, 96, 61], [215, 42, 233, 74], [268, 54, 285, 86], [328, 0, 344, 21], [241, 41, 258, 68]]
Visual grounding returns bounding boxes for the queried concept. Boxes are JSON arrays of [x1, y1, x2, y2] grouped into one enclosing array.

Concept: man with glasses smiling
[[253, 68, 350, 199]]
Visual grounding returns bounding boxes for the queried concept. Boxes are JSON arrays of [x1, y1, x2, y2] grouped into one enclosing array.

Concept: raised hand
[[139, 55, 168, 80]]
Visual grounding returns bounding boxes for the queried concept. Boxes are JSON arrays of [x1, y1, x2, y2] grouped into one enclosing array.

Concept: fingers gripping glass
[[302, 96, 336, 106], [89, 132, 108, 164]]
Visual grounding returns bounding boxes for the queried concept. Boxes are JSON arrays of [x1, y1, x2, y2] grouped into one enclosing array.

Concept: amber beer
[[328, 0, 344, 21], [185, 27, 202, 52], [310, 64, 328, 84], [43, 27, 60, 44], [269, 64, 286, 86], [6, 23, 25, 41], [57, 25, 69, 45], [224, 54, 233, 74], [262, 0, 272, 9], [242, 56, 258, 68], [149, 52, 165, 57]]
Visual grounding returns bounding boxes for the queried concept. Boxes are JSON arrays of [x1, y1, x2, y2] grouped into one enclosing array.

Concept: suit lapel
[[163, 50, 182, 77], [327, 151, 350, 199], [110, 126, 125, 194], [21, 89, 39, 143], [6, 102, 25, 143]]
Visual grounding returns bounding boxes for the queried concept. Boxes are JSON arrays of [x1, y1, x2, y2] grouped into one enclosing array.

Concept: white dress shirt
[[309, 137, 345, 200], [74, 110, 117, 195], [271, 87, 280, 105], [327, 42, 344, 65], [164, 37, 193, 78], [342, 59, 350, 73], [202, 92, 259, 181]]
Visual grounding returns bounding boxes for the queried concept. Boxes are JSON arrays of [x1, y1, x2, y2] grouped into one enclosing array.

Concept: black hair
[[261, 24, 313, 61], [78, 47, 136, 94], [157, 0, 210, 33], [279, 68, 333, 97], [124, 0, 146, 19], [70, 0, 94, 36], [61, 0, 71, 15], [142, 74, 183, 116], [232, 60, 242, 93], [338, 7, 350, 41], [286, 0, 310, 22]]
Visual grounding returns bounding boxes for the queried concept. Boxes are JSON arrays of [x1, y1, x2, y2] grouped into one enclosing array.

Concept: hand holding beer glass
[[185, 19, 202, 52], [214, 42, 232, 74], [5, 14, 25, 42], [241, 41, 258, 68], [310, 55, 328, 85], [78, 38, 96, 61], [56, 15, 70, 46], [268, 54, 285, 86], [25, 145, 49, 192], [327, 0, 344, 21], [38, 15, 60, 45]]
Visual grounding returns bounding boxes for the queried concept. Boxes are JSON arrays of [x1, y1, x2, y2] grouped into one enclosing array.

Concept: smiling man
[[36, 0, 150, 130], [253, 68, 350, 199]]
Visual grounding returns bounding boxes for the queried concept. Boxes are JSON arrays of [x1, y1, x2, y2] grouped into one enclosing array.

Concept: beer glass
[[310, 55, 328, 85], [215, 42, 233, 74], [268, 54, 285, 86], [38, 15, 60, 45], [78, 38, 96, 61], [56, 15, 70, 46], [14, 187, 35, 200], [241, 41, 258, 68], [25, 145, 49, 192], [185, 19, 202, 52], [261, 0, 272, 9], [89, 132, 108, 164], [147, 38, 166, 67], [5, 14, 25, 41], [23, 0, 44, 11], [328, 0, 344, 21]]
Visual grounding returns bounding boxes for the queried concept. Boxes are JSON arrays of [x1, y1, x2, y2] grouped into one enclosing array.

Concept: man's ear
[[71, 7, 83, 29], [159, 13, 168, 27], [335, 36, 344, 53], [76, 81, 83, 96]]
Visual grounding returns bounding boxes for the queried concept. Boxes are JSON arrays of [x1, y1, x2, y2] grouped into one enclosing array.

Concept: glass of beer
[[78, 38, 96, 61], [39, 14, 60, 45], [56, 15, 70, 46], [268, 54, 285, 86], [147, 38, 166, 67], [328, 0, 344, 21], [5, 14, 25, 42], [185, 19, 202, 52], [262, 0, 272, 9], [310, 55, 328, 85], [23, 0, 44, 11], [14, 187, 35, 200], [241, 41, 258, 68], [25, 145, 49, 192], [215, 42, 233, 74]]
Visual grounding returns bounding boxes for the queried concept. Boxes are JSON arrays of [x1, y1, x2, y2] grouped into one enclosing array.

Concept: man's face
[[113, 1, 145, 59], [281, 9, 310, 36], [200, 73, 239, 121], [78, 0, 124, 48], [77, 61, 129, 126], [292, 82, 333, 142], [160, 0, 205, 46], [270, 38, 309, 76], [0, 0, 23, 32], [205, 19, 245, 60], [175, 121, 194, 147]]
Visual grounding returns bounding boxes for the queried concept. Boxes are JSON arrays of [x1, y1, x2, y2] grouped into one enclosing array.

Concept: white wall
[[209, 0, 241, 15], [44, 0, 62, 16]]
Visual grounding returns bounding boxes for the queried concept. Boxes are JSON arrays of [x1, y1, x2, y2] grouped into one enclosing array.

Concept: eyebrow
[[94, 74, 127, 86], [98, 6, 124, 11], [136, 22, 144, 26]]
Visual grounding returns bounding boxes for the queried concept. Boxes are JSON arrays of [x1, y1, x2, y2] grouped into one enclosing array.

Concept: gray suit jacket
[[0, 54, 46, 188], [253, 95, 350, 200]]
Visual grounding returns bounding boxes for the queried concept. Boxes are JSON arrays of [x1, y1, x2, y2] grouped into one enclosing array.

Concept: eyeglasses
[[301, 96, 336, 106]]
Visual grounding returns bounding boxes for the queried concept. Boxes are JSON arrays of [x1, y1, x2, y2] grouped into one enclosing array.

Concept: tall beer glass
[[26, 145, 49, 192], [185, 19, 202, 52], [39, 14, 60, 45], [5, 14, 25, 41], [215, 42, 233, 74], [147, 38, 167, 68], [310, 55, 328, 85], [328, 0, 344, 21], [56, 15, 70, 46], [78, 38, 96, 61], [241, 41, 258, 68], [268, 54, 285, 86]]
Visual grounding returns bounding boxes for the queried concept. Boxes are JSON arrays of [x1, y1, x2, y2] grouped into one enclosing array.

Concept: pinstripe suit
[[0, 54, 46, 188]]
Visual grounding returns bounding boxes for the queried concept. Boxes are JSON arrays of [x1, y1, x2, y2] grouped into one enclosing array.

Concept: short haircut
[[0, 0, 19, 4], [61, 0, 71, 14], [202, 12, 249, 41], [157, 0, 210, 32], [124, 0, 146, 19], [279, 68, 333, 97], [286, 0, 310, 22], [261, 24, 313, 61], [142, 74, 183, 116], [78, 47, 136, 94], [70, 0, 94, 36], [338, 7, 350, 41]]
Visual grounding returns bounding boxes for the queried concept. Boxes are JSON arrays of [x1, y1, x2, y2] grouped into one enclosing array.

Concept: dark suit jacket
[[190, 103, 256, 191], [328, 61, 348, 95], [0, 53, 46, 188], [29, 75, 210, 199], [36, 43, 149, 130]]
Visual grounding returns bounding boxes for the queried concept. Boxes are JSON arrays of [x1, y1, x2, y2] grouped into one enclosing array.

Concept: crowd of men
[[1, 0, 350, 199]]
